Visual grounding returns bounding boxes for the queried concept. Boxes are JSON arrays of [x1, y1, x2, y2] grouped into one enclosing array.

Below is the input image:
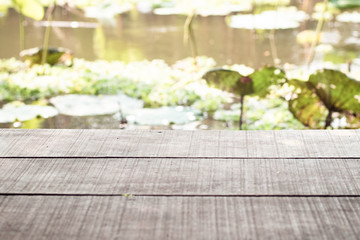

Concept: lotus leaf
[[50, 95, 121, 116], [203, 66, 285, 97], [0, 4, 9, 17], [249, 66, 286, 97], [120, 106, 202, 126], [20, 47, 73, 66], [287, 80, 327, 128], [288, 69, 360, 128], [49, 94, 145, 117], [324, 50, 357, 64], [330, 0, 360, 10], [203, 69, 253, 95], [228, 8, 308, 30], [337, 11, 360, 23], [203, 66, 286, 129], [309, 69, 360, 113], [12, 0, 44, 20], [105, 93, 144, 116], [0, 104, 58, 123]]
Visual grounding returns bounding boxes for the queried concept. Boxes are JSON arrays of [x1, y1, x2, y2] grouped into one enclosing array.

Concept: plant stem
[[269, 28, 279, 66], [325, 110, 333, 129], [19, 12, 25, 52], [184, 10, 198, 65], [239, 94, 245, 130], [307, 0, 328, 68], [41, 4, 56, 65], [268, 0, 280, 66]]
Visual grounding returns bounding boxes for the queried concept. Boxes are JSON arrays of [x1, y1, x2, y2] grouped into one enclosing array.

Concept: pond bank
[[1, 56, 360, 130]]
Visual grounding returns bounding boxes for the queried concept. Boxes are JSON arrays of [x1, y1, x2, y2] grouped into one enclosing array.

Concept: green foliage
[[288, 69, 360, 128], [214, 97, 304, 130], [2, 57, 360, 130], [249, 66, 286, 97], [330, 0, 360, 10], [20, 47, 73, 66], [203, 66, 286, 129], [11, 0, 44, 20], [287, 79, 327, 128], [309, 70, 360, 113], [0, 57, 229, 113], [203, 69, 252, 95], [203, 66, 285, 97], [324, 51, 357, 64]]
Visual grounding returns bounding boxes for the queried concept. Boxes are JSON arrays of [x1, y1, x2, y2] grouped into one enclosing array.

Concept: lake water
[[1, 4, 320, 68]]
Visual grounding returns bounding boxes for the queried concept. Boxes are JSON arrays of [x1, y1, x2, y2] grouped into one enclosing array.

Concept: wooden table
[[0, 129, 360, 239]]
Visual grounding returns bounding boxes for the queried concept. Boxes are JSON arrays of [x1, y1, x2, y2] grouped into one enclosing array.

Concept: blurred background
[[0, 0, 359, 130]]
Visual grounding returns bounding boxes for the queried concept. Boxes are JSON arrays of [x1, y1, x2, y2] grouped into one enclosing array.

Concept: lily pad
[[331, 0, 360, 10], [104, 93, 144, 115], [153, 2, 252, 16], [153, 8, 185, 15], [337, 11, 360, 23], [50, 94, 144, 117], [50, 95, 120, 116], [20, 47, 73, 66], [12, 0, 44, 21], [0, 104, 58, 123], [324, 50, 357, 64], [344, 37, 360, 47], [120, 106, 202, 126], [229, 8, 308, 30], [84, 2, 132, 19], [254, 0, 290, 6]]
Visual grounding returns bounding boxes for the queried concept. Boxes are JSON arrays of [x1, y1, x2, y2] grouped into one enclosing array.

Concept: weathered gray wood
[[1, 129, 359, 239], [1, 129, 360, 158], [0, 196, 359, 240], [1, 158, 360, 195]]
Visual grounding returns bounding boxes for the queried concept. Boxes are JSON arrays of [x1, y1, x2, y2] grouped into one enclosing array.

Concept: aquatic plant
[[203, 66, 286, 129], [288, 69, 360, 129]]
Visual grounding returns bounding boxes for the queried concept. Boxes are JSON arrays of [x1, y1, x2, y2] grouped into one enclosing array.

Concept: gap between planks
[[2, 156, 360, 160], [1, 193, 360, 198]]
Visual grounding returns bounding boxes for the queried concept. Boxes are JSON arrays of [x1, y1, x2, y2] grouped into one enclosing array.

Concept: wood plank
[[1, 129, 360, 158], [0, 196, 359, 240], [1, 158, 359, 195]]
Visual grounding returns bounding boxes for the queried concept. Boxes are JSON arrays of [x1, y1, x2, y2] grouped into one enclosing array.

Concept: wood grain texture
[[1, 196, 359, 240], [1, 129, 360, 158], [1, 129, 360, 240], [1, 158, 360, 195]]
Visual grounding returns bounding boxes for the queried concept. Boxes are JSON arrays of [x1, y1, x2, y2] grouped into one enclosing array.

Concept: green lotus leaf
[[119, 106, 202, 126], [203, 66, 286, 97], [203, 68, 254, 95], [20, 47, 73, 66], [0, 4, 9, 17], [12, 0, 44, 21], [287, 79, 327, 129], [203, 66, 287, 130], [309, 69, 360, 113], [249, 66, 287, 97], [330, 0, 360, 10], [0, 104, 58, 123], [289, 69, 360, 128]]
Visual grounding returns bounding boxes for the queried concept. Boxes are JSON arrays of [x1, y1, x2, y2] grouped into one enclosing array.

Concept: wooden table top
[[0, 129, 359, 239]]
